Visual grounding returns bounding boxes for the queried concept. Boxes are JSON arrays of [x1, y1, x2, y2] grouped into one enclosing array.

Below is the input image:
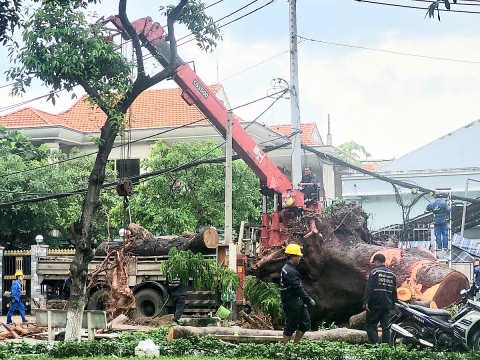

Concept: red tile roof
[[1, 86, 322, 147], [268, 123, 323, 146], [1, 85, 225, 131]]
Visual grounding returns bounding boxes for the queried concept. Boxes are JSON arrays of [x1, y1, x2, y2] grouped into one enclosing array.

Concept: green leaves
[[425, 0, 457, 21], [6, 2, 133, 110], [160, 248, 240, 295], [336, 140, 371, 167], [243, 275, 284, 322], [112, 139, 261, 236], [164, 0, 222, 52]]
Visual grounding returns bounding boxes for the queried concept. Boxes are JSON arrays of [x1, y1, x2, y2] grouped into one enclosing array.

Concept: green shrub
[[0, 327, 479, 360]]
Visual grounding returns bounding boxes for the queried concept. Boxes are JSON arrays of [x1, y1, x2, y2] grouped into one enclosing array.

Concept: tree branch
[[118, 0, 187, 113], [167, 0, 188, 68], [118, 0, 146, 79]]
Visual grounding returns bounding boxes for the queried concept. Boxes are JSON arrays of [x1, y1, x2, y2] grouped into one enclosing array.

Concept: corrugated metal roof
[[378, 119, 480, 172]]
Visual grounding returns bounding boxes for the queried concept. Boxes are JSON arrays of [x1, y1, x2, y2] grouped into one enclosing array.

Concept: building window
[[115, 159, 140, 179]]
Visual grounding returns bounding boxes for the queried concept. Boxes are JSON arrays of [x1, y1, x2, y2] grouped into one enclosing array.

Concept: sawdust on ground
[[126, 314, 175, 327]]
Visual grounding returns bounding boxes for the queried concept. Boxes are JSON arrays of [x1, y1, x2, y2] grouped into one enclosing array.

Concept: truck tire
[[86, 289, 109, 311], [133, 289, 167, 319]]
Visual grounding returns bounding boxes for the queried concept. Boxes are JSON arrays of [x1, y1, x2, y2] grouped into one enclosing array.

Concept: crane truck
[[35, 14, 322, 319]]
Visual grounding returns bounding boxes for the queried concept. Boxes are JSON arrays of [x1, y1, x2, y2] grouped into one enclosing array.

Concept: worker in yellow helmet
[[280, 244, 315, 345], [6, 270, 28, 325]]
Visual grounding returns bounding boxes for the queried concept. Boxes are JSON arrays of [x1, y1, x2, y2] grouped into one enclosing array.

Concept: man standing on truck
[[298, 167, 318, 202], [6, 270, 28, 325], [167, 275, 187, 324], [426, 192, 451, 251], [363, 253, 397, 344], [280, 244, 315, 345]]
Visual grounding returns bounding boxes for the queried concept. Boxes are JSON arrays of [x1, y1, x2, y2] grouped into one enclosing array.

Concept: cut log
[[349, 311, 366, 330], [2, 324, 19, 339], [251, 202, 470, 328], [167, 326, 368, 344], [397, 287, 412, 301], [95, 227, 218, 257]]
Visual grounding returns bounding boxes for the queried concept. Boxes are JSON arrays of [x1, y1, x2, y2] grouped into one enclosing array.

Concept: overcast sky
[[1, 0, 479, 160]]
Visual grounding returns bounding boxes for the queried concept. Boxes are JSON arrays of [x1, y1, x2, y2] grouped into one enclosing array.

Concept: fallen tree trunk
[[251, 202, 469, 328], [95, 227, 218, 257], [168, 326, 368, 344]]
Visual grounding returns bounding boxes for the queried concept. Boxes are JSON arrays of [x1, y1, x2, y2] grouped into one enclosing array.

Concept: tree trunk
[[167, 326, 368, 344], [65, 120, 116, 341], [95, 228, 218, 257], [251, 202, 469, 328]]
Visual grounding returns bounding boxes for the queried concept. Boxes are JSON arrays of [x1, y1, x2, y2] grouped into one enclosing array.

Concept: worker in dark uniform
[[280, 243, 315, 344], [298, 167, 318, 202], [363, 253, 397, 344], [166, 275, 187, 323], [62, 271, 73, 310]]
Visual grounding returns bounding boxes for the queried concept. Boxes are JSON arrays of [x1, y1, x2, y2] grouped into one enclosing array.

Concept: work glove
[[309, 298, 316, 307]]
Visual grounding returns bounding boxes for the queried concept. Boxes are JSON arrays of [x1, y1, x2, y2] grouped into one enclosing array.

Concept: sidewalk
[[0, 314, 35, 326]]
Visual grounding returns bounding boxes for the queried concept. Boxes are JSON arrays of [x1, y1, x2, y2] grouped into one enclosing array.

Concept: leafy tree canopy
[[110, 139, 262, 236], [0, 135, 119, 250], [0, 0, 99, 45], [336, 140, 371, 167]]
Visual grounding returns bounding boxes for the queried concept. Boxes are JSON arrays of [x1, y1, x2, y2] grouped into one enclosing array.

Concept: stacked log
[[95, 225, 219, 256]]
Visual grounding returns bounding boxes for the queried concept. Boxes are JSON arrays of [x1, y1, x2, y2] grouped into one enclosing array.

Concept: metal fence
[[373, 223, 431, 243]]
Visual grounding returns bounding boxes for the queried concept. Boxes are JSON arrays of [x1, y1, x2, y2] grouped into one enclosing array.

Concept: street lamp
[[35, 234, 44, 245]]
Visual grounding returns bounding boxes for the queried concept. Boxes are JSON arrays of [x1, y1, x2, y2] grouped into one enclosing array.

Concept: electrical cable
[[176, 0, 260, 43], [301, 143, 480, 205], [0, 88, 288, 196], [354, 0, 480, 14], [0, 140, 293, 208], [177, 0, 276, 47], [297, 35, 480, 65]]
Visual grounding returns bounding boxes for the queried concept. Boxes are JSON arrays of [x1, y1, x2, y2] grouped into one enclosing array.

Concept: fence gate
[[2, 250, 32, 315]]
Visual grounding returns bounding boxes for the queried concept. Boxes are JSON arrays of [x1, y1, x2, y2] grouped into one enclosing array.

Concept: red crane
[[104, 15, 321, 248]]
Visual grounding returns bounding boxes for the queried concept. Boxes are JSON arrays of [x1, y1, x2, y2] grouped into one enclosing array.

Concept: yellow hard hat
[[15, 270, 24, 277], [285, 197, 295, 206], [285, 244, 303, 256]]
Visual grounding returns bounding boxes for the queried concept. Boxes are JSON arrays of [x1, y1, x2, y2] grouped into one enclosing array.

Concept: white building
[[342, 119, 480, 238]]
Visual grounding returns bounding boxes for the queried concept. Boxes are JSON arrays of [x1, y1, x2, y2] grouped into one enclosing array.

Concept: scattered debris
[[0, 322, 47, 341]]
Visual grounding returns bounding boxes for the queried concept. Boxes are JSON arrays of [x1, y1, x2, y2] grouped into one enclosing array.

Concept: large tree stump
[[251, 202, 469, 327], [95, 226, 218, 256], [167, 326, 368, 344]]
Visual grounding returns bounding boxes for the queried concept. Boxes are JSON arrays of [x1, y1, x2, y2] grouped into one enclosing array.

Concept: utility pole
[[225, 111, 236, 272], [289, 0, 302, 188]]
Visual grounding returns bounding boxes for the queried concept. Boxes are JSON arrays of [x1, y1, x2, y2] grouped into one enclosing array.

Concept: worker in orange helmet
[[280, 244, 316, 344]]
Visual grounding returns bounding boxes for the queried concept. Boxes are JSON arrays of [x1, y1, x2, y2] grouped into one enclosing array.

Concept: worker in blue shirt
[[6, 270, 28, 325], [426, 192, 451, 251]]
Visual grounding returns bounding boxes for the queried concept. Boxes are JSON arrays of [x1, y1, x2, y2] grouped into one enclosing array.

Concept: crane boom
[[104, 15, 320, 247]]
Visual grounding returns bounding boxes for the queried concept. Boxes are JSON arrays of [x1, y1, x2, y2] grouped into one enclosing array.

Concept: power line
[[2, 0, 274, 116], [0, 88, 287, 183], [177, 0, 276, 47], [176, 0, 260, 43], [0, 98, 295, 207], [297, 35, 480, 64], [354, 0, 480, 14]]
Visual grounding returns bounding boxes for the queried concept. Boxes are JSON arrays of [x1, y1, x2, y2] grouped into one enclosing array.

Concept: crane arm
[[105, 16, 292, 196]]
